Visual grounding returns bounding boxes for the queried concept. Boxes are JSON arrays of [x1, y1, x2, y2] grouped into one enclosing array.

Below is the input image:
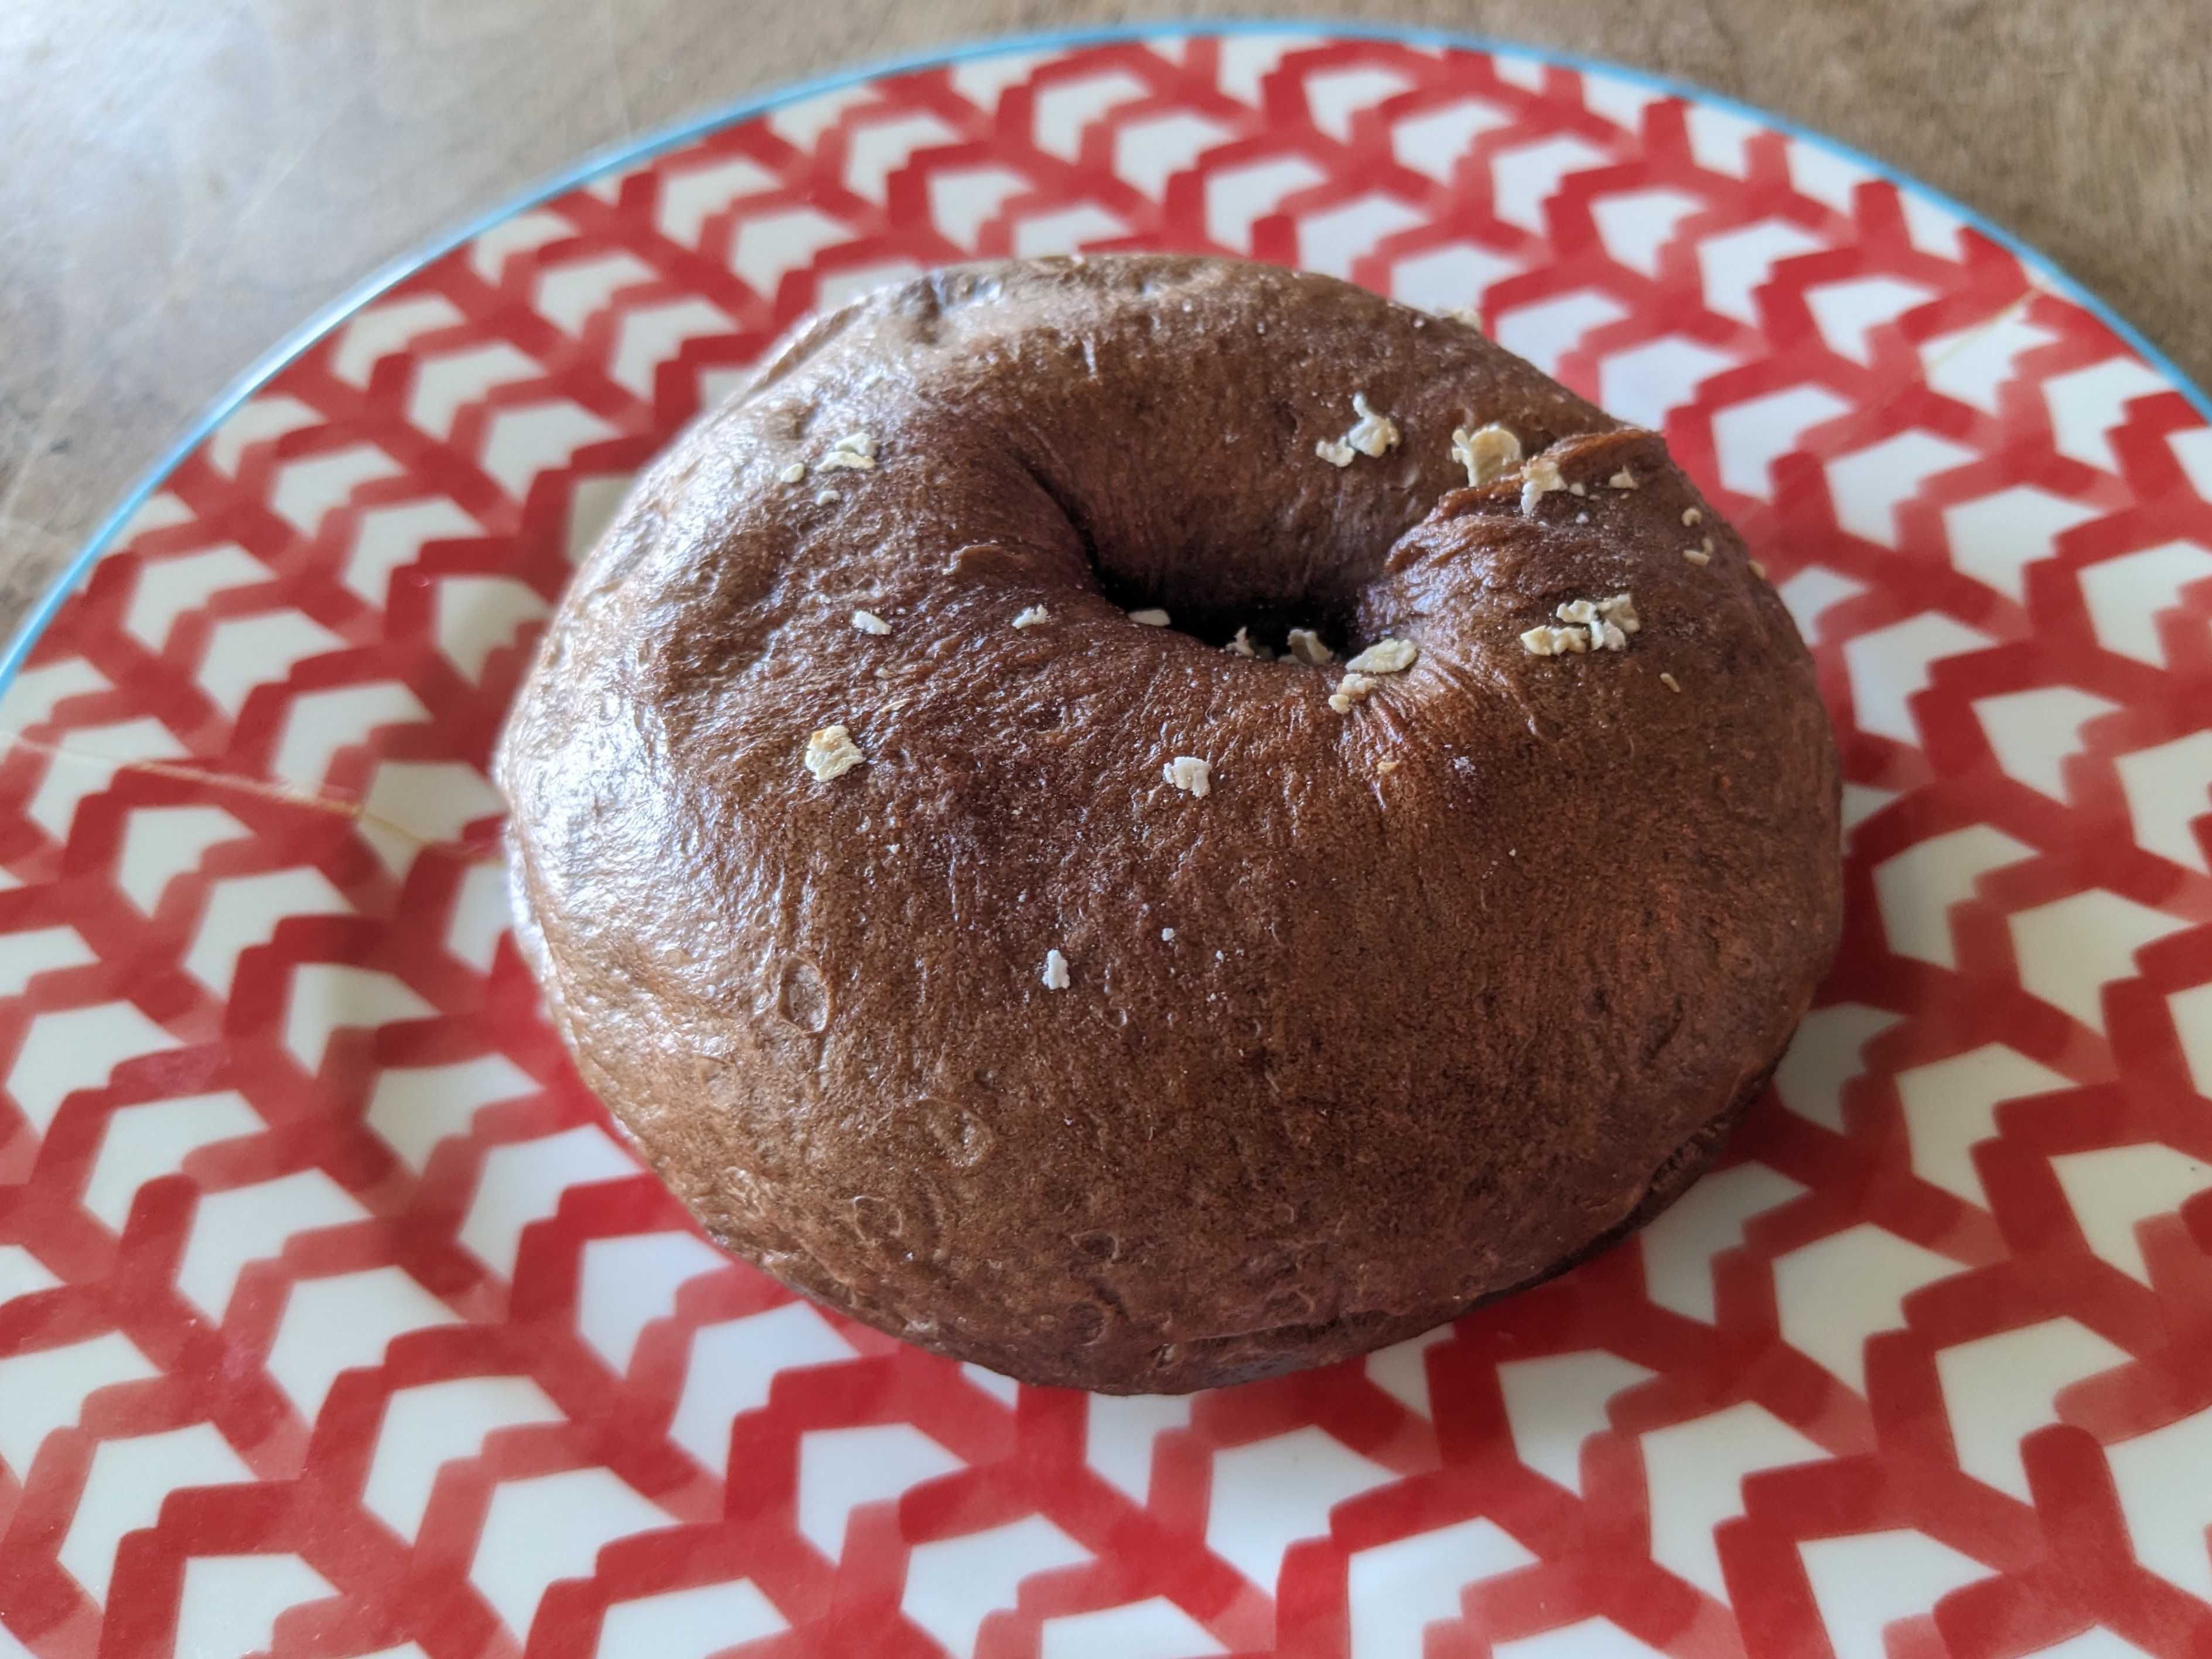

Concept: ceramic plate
[[2, 23, 2210, 1659]]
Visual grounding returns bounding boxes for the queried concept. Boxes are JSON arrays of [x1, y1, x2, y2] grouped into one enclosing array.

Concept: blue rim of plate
[[11, 16, 2207, 700]]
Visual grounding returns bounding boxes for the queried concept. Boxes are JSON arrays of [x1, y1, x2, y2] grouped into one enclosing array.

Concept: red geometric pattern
[[2, 26, 2209, 1659]]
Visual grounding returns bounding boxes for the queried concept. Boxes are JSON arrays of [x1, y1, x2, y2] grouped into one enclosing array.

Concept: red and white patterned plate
[[3, 23, 2210, 1659]]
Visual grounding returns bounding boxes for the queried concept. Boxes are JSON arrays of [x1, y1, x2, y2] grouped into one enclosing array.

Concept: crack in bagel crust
[[496, 254, 1843, 1394]]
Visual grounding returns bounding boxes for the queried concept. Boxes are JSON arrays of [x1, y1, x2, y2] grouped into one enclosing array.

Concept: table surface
[[3, 0, 2204, 645]]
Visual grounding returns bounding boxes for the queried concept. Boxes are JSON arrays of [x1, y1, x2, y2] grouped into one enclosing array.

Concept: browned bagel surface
[[497, 255, 1842, 1393]]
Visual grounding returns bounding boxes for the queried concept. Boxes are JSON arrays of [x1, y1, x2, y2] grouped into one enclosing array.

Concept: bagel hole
[[1093, 574, 1360, 664]]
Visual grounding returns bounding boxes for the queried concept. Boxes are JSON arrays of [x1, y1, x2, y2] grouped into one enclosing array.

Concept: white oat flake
[[779, 462, 806, 484], [1327, 671, 1378, 714], [1520, 455, 1566, 514], [1317, 393, 1400, 467], [815, 430, 878, 471], [1609, 469, 1638, 490], [1042, 948, 1070, 991], [851, 609, 891, 635], [1346, 637, 1417, 674], [1286, 627, 1333, 665], [803, 723, 864, 782], [1128, 607, 1171, 627], [1527, 592, 1637, 656], [1520, 624, 1588, 657], [1012, 605, 1050, 629], [1451, 422, 1523, 487], [1164, 755, 1212, 797], [1226, 626, 1257, 658], [1346, 392, 1401, 458], [814, 488, 840, 506]]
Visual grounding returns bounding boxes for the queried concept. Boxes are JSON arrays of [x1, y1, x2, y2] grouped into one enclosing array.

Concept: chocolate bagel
[[496, 255, 1841, 1394]]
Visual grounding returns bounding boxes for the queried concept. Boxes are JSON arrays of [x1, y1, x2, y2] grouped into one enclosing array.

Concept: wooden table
[[3, 0, 2203, 639]]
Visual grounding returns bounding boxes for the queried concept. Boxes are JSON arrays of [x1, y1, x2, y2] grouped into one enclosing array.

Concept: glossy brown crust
[[496, 255, 1842, 1394]]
